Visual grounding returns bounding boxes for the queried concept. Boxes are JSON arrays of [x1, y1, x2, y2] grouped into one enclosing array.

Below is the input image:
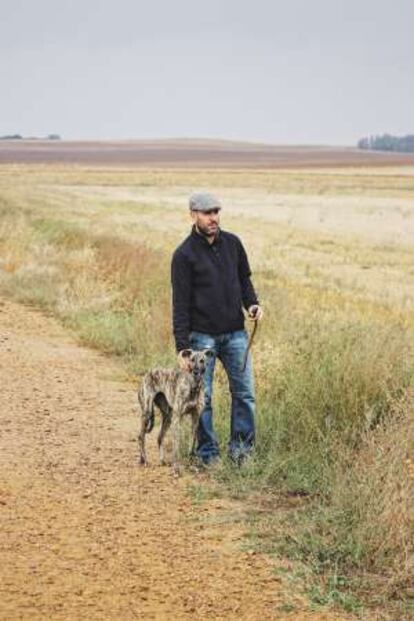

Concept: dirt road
[[0, 298, 347, 620]]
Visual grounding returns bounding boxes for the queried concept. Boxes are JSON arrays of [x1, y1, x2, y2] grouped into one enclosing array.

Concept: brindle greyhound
[[137, 349, 213, 475]]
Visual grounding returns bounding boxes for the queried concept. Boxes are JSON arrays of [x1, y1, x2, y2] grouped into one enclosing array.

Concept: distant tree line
[[0, 134, 61, 140], [357, 133, 414, 153], [0, 134, 23, 140]]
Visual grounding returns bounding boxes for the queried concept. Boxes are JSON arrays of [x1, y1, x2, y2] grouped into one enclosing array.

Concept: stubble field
[[0, 161, 413, 619]]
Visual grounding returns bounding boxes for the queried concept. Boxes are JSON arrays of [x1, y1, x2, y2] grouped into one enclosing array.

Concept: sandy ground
[[0, 298, 350, 621]]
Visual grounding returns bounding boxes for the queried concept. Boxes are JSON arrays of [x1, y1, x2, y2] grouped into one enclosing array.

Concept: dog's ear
[[203, 348, 214, 358], [180, 349, 192, 358]]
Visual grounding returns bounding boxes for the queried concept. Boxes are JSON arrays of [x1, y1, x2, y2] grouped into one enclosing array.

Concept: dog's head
[[180, 348, 214, 379]]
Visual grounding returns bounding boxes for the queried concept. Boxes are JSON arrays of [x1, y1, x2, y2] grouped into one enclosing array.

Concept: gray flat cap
[[189, 192, 222, 212]]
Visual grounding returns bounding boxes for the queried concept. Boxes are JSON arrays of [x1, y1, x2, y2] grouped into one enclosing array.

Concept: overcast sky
[[1, 0, 413, 144]]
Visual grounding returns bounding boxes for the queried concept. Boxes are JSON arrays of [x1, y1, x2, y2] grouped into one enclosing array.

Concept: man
[[171, 191, 263, 466]]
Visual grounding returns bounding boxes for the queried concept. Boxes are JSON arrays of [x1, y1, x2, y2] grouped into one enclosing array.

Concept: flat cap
[[189, 192, 222, 212]]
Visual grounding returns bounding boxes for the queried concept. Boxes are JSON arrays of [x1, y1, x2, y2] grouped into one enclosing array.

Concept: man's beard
[[196, 223, 218, 238]]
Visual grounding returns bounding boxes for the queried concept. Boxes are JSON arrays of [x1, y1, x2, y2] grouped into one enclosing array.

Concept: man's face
[[191, 208, 221, 237]]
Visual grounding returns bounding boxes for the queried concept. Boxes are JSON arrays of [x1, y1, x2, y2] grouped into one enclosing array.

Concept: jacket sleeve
[[171, 249, 192, 352], [237, 239, 259, 310]]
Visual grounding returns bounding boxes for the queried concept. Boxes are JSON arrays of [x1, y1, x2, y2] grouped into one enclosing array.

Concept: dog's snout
[[190, 353, 210, 379], [192, 362, 206, 378]]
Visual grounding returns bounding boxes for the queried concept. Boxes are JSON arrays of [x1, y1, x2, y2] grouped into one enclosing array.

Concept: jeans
[[189, 329, 256, 464]]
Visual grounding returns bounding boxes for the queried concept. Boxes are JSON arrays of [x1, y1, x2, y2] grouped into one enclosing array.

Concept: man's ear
[[203, 348, 214, 358], [180, 349, 192, 358]]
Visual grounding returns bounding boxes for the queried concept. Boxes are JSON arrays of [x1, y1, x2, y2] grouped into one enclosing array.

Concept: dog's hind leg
[[154, 392, 172, 465], [157, 411, 171, 465], [138, 415, 148, 466], [171, 410, 181, 476], [138, 394, 153, 466]]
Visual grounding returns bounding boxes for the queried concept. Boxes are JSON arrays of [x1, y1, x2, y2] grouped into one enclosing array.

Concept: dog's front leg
[[171, 411, 181, 477], [190, 411, 199, 457]]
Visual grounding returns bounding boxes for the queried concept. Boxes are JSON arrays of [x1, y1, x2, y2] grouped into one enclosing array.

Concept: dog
[[137, 348, 213, 475]]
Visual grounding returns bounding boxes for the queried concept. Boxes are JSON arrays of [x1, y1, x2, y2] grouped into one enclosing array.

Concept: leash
[[242, 320, 258, 372]]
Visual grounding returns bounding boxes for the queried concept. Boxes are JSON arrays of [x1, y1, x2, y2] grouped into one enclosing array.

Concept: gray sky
[[1, 0, 413, 144]]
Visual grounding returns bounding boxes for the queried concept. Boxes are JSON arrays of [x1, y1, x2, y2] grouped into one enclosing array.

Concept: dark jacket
[[171, 226, 258, 352]]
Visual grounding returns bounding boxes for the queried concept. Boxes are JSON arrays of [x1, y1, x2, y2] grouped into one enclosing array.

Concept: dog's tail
[[145, 412, 155, 433]]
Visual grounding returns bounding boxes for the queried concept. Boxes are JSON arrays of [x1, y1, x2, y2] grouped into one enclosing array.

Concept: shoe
[[198, 455, 221, 469], [229, 450, 252, 467]]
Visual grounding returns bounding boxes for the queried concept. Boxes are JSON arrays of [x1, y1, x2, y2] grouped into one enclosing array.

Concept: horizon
[[1, 135, 411, 149], [0, 134, 359, 147]]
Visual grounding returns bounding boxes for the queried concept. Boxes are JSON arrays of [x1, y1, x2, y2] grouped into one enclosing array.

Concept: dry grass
[[0, 163, 413, 618], [335, 399, 414, 587]]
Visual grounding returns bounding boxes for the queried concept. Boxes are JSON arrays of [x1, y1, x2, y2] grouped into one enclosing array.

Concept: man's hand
[[177, 349, 192, 372], [247, 304, 263, 322]]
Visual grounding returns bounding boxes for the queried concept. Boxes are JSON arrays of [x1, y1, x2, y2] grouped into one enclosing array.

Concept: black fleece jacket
[[171, 227, 258, 352]]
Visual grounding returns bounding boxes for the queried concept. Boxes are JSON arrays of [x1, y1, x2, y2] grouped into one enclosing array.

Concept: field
[[2, 138, 414, 167], [0, 153, 413, 619]]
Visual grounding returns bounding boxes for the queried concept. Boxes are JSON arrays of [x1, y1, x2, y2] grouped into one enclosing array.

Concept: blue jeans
[[189, 329, 256, 463]]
